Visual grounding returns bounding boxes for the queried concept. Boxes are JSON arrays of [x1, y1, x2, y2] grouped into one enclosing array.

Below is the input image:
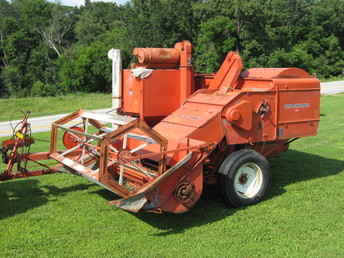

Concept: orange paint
[[1, 41, 320, 214]]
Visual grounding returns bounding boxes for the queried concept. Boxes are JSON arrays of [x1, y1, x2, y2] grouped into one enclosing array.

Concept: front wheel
[[219, 149, 270, 207]]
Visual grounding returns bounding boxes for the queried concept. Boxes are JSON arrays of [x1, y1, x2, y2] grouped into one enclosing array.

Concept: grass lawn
[[321, 76, 344, 82], [0, 93, 111, 122], [0, 94, 344, 257]]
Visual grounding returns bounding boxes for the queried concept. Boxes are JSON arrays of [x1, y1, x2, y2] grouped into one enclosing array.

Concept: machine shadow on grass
[[266, 149, 344, 199], [111, 149, 343, 235], [1, 149, 343, 231], [0, 179, 92, 220]]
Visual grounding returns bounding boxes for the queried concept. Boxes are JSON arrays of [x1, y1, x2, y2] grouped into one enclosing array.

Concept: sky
[[50, 0, 129, 7]]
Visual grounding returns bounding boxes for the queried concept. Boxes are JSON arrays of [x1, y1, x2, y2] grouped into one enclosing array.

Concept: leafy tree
[[124, 0, 198, 47], [1, 0, 344, 98], [195, 16, 237, 73], [58, 22, 130, 93], [0, 0, 54, 96], [74, 2, 121, 45], [37, 4, 76, 57]]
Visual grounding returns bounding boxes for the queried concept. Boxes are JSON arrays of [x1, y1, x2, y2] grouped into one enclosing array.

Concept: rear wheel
[[219, 149, 270, 207]]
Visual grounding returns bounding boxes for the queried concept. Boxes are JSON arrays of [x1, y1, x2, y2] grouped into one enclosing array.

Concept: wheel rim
[[233, 162, 263, 199]]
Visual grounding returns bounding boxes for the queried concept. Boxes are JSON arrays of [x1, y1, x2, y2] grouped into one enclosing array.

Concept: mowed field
[[0, 93, 111, 122], [0, 94, 344, 257]]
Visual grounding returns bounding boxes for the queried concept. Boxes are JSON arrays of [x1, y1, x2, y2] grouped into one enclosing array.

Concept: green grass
[[1, 95, 344, 257], [320, 76, 344, 82], [0, 93, 111, 122]]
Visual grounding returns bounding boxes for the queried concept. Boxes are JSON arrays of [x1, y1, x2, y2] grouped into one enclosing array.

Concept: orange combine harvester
[[0, 41, 320, 213]]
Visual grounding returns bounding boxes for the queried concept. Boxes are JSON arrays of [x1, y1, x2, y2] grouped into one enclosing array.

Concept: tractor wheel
[[218, 149, 270, 208]]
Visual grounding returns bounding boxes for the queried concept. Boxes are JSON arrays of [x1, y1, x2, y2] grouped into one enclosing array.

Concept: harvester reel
[[105, 121, 167, 187]]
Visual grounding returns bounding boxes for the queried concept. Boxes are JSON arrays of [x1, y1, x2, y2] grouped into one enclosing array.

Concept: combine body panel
[[122, 41, 194, 124], [1, 41, 320, 214], [122, 69, 181, 119]]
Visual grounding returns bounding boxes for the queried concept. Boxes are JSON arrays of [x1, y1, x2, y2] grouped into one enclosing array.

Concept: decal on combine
[[284, 103, 310, 109]]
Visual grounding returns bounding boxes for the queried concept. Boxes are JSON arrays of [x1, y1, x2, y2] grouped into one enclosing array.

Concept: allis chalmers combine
[[0, 41, 320, 213]]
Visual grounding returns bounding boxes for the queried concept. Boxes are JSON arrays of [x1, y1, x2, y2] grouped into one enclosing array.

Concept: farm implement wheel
[[219, 149, 270, 208]]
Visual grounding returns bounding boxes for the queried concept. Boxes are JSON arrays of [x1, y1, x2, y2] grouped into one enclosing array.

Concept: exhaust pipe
[[108, 49, 122, 111]]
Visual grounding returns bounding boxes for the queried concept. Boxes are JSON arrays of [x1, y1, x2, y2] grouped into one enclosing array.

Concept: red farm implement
[[0, 41, 320, 213]]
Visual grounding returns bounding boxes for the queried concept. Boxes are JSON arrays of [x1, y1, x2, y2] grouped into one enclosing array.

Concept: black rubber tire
[[218, 149, 270, 208]]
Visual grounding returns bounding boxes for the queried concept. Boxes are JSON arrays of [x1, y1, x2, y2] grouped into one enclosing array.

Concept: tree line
[[0, 0, 343, 98]]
